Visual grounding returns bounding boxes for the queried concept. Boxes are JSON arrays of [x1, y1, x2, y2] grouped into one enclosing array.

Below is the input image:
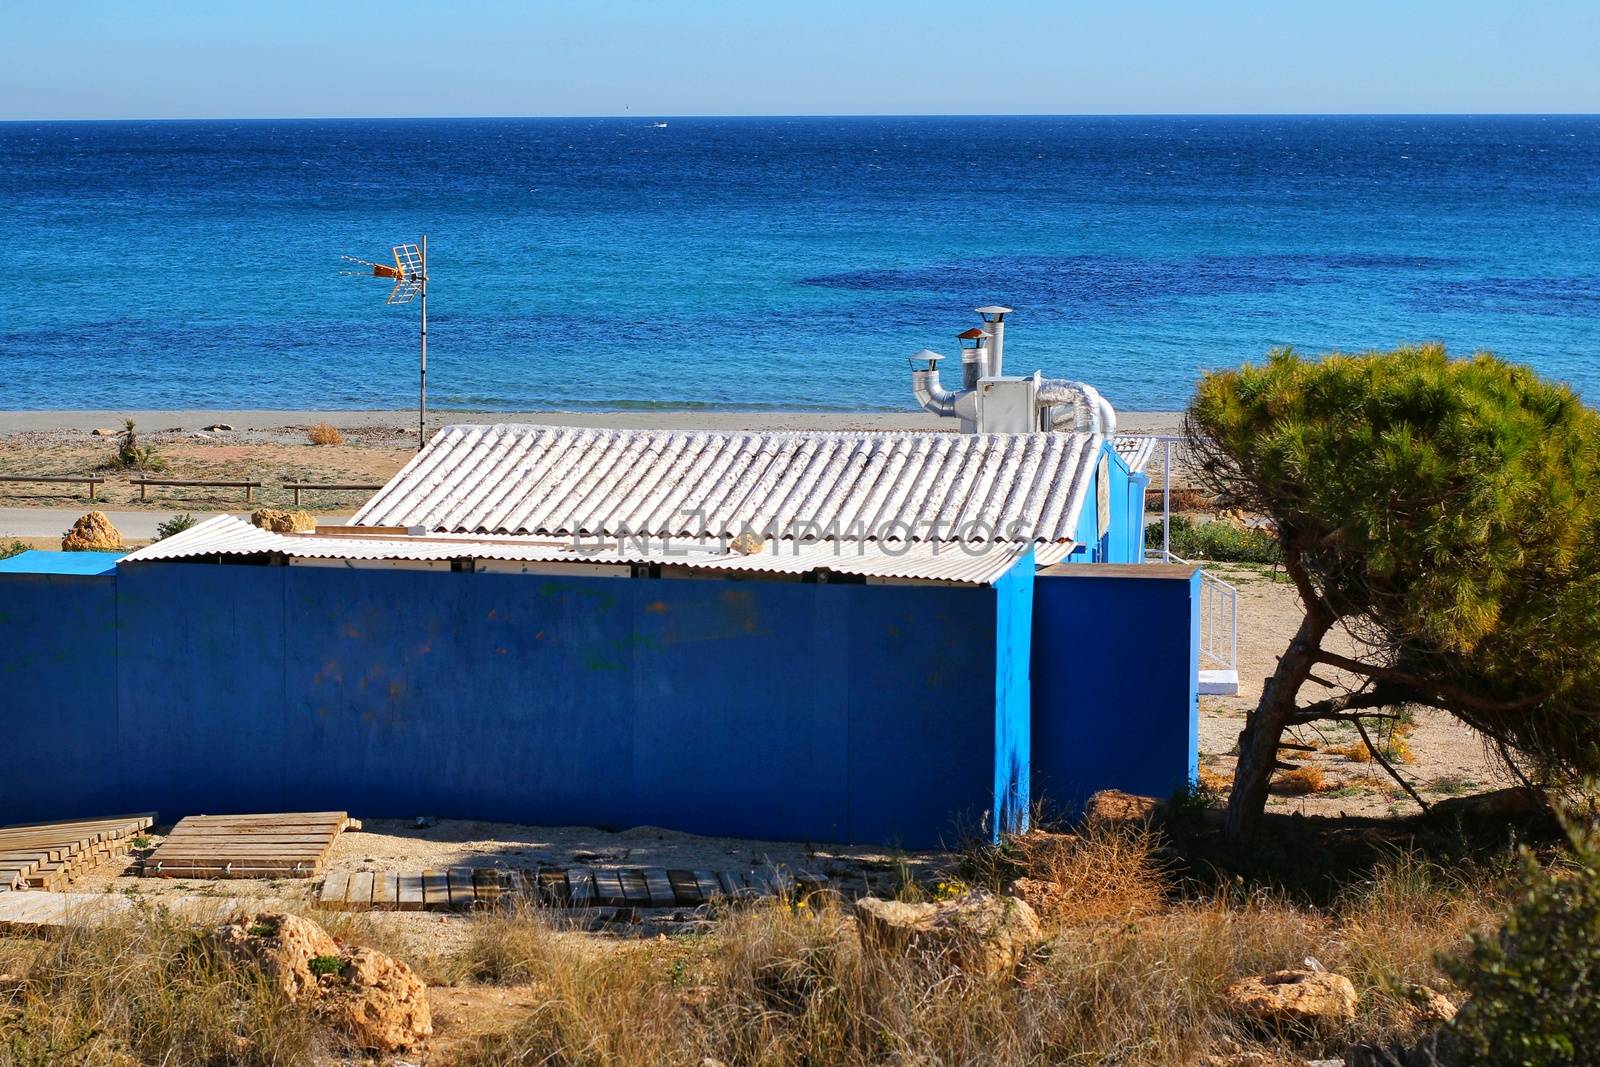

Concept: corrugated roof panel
[[350, 425, 1105, 547], [119, 516, 1031, 584], [1113, 435, 1158, 474]]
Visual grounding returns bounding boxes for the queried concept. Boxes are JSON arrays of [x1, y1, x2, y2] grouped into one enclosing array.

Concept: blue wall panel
[[1031, 565, 1199, 814], [116, 564, 290, 817], [1, 563, 1031, 848], [0, 574, 121, 821]]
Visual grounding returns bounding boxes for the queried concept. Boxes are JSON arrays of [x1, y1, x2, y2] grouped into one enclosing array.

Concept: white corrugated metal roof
[[1112, 435, 1157, 474], [351, 424, 1102, 547], [120, 516, 1035, 584]]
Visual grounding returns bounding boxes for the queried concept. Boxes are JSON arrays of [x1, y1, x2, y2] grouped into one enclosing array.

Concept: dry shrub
[[0, 903, 327, 1066], [306, 422, 343, 446], [1008, 822, 1169, 924], [1271, 766, 1326, 794], [1198, 766, 1233, 793], [1330, 741, 1373, 762]]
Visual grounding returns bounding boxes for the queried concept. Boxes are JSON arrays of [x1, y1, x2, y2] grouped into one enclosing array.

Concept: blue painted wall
[[0, 571, 123, 815], [1066, 441, 1145, 564], [1030, 564, 1200, 814], [1, 562, 1032, 849]]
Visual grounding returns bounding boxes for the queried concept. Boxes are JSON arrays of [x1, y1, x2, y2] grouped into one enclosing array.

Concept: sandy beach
[[0, 408, 1186, 439]]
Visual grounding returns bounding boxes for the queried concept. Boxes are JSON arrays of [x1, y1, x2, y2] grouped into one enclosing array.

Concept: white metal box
[[976, 376, 1038, 433]]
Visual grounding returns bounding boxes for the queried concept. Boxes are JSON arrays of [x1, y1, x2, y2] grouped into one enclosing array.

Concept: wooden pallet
[[144, 812, 357, 879], [318, 864, 830, 912], [0, 814, 155, 892]]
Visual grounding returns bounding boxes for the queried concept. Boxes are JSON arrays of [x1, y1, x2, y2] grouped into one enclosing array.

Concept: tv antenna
[[342, 238, 429, 450]]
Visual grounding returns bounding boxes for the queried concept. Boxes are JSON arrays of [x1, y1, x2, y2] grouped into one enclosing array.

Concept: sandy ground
[[1200, 563, 1511, 818], [0, 409, 1185, 520]]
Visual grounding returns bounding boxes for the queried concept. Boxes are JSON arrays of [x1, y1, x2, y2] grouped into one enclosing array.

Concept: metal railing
[[1147, 546, 1239, 673], [1135, 433, 1239, 677]]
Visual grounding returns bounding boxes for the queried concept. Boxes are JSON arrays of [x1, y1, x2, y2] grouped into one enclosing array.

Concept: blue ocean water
[[2, 116, 1597, 412]]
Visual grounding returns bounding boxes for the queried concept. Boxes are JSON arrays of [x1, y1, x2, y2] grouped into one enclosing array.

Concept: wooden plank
[[641, 867, 675, 907], [447, 867, 476, 908], [717, 871, 740, 898], [567, 868, 595, 907], [397, 872, 424, 911], [538, 867, 567, 905], [422, 869, 449, 911], [372, 872, 398, 910], [348, 871, 375, 909], [471, 868, 505, 906], [591, 869, 625, 907], [320, 871, 351, 908], [693, 870, 722, 902], [619, 868, 650, 907], [666, 869, 701, 906]]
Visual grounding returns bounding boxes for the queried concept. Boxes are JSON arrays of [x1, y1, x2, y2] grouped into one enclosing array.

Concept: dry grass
[[443, 829, 1506, 1066], [305, 422, 343, 446], [0, 832, 1512, 1066], [1272, 766, 1327, 794], [0, 902, 327, 1067]]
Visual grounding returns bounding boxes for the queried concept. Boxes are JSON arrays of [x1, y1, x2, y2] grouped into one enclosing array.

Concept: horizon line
[[4, 111, 1600, 124]]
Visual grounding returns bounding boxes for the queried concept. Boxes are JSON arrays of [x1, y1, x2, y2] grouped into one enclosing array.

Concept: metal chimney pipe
[[975, 306, 1013, 377], [956, 328, 990, 390]]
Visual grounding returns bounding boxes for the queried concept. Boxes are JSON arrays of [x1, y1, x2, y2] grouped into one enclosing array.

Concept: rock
[[323, 947, 433, 1053], [1198, 1054, 1276, 1067], [212, 910, 340, 999], [203, 423, 233, 432], [1401, 983, 1457, 1024], [90, 427, 119, 437], [250, 507, 316, 533], [61, 510, 123, 551], [1222, 969, 1357, 1032], [855, 897, 939, 953], [1084, 789, 1164, 827], [1431, 787, 1543, 821], [855, 892, 1042, 977]]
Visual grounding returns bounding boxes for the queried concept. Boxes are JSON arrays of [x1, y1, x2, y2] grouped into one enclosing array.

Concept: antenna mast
[[341, 238, 430, 451]]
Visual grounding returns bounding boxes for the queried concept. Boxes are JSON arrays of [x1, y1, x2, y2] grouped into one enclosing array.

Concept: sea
[[2, 115, 1597, 413]]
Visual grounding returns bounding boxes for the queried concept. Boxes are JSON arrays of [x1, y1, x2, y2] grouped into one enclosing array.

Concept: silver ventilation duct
[[909, 307, 1118, 436]]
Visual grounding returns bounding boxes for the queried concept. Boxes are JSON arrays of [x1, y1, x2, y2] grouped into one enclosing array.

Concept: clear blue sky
[[3, 0, 1597, 120]]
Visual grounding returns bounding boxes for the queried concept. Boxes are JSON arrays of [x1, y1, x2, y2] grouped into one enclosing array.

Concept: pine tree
[[1186, 344, 1600, 843]]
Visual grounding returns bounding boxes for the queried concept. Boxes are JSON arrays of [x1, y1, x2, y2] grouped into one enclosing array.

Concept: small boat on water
[[653, 121, 668, 128]]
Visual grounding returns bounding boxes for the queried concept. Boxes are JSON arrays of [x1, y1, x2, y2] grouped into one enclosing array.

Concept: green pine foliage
[[1189, 344, 1600, 782], [1442, 813, 1600, 1065]]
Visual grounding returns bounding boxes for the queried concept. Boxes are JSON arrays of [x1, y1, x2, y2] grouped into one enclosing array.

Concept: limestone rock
[[90, 427, 119, 437], [1084, 789, 1164, 827], [855, 893, 1042, 976], [1402, 983, 1457, 1025], [61, 510, 123, 551], [250, 507, 316, 533], [854, 897, 939, 953], [203, 423, 234, 432], [213, 910, 340, 999], [1223, 969, 1357, 1032], [323, 947, 433, 1053]]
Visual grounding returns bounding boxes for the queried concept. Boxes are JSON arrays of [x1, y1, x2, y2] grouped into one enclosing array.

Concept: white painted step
[[1199, 669, 1240, 696]]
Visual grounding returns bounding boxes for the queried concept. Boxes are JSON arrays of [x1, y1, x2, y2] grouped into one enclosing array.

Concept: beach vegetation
[[108, 418, 166, 472], [1146, 514, 1281, 563], [1187, 344, 1600, 843], [306, 421, 343, 446], [1441, 803, 1600, 1065], [154, 512, 198, 540], [0, 540, 29, 561]]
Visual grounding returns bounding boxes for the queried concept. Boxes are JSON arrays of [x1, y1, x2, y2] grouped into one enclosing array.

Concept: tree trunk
[[1223, 610, 1333, 844]]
